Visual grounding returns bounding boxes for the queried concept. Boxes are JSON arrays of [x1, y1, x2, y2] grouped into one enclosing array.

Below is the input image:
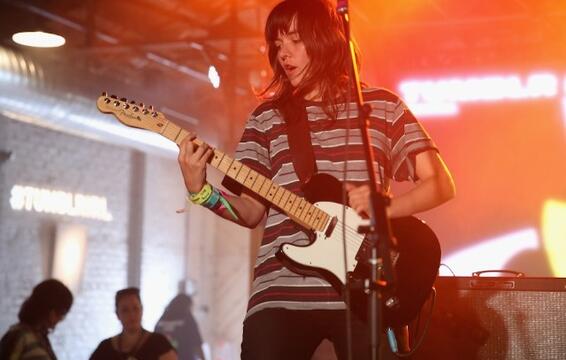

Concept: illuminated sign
[[399, 72, 562, 117], [439, 198, 566, 277], [9, 185, 113, 221], [439, 228, 539, 276]]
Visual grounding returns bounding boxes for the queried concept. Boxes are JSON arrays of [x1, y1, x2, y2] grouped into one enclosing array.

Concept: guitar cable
[[389, 287, 437, 357]]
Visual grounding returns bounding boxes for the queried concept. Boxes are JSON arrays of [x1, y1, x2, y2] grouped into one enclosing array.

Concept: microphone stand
[[337, 2, 398, 359]]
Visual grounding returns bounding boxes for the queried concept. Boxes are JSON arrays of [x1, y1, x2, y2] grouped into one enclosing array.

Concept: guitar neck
[[160, 119, 330, 232]]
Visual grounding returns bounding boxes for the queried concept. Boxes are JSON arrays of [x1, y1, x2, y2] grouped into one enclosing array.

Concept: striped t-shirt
[[222, 88, 437, 318]]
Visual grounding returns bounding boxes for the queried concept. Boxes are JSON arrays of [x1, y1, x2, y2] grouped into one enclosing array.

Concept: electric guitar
[[96, 93, 441, 327]]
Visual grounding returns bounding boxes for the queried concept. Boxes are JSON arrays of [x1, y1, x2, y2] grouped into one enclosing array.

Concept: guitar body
[[277, 173, 441, 328]]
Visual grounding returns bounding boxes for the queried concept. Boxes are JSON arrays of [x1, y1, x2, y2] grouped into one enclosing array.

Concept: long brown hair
[[261, 0, 360, 122], [18, 279, 73, 326]]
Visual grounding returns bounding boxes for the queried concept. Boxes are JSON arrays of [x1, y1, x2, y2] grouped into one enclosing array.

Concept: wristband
[[218, 193, 239, 221], [188, 183, 213, 205], [202, 187, 221, 209], [188, 184, 239, 221]]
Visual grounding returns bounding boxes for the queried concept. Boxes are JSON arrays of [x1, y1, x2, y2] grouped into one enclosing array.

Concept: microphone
[[336, 0, 348, 14]]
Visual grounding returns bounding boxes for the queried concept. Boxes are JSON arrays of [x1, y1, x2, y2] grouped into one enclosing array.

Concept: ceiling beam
[[7, 0, 213, 83]]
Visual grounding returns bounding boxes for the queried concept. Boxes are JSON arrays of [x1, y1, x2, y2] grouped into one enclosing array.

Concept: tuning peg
[[142, 109, 150, 115], [148, 105, 154, 111], [110, 94, 117, 99], [133, 106, 139, 112], [151, 111, 158, 117], [123, 103, 130, 109], [104, 98, 111, 104], [113, 101, 120, 107], [101, 91, 108, 96], [129, 100, 136, 104], [139, 102, 144, 108], [120, 97, 127, 102]]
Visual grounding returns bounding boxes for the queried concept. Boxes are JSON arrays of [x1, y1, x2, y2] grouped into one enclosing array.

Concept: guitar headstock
[[96, 92, 167, 133]]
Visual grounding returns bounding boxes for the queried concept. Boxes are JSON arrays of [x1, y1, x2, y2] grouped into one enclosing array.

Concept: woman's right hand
[[178, 133, 214, 193]]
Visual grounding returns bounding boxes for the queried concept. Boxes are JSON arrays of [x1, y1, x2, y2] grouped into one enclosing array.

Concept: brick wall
[[140, 155, 187, 329], [0, 117, 187, 359], [186, 170, 252, 360]]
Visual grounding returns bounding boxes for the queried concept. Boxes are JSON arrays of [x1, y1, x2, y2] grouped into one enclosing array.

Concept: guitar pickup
[[325, 216, 338, 237]]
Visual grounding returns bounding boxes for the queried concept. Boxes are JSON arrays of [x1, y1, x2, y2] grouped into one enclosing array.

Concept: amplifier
[[413, 276, 566, 360]]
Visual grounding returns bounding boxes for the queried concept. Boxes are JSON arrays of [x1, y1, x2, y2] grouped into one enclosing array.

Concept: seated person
[[90, 287, 177, 360]]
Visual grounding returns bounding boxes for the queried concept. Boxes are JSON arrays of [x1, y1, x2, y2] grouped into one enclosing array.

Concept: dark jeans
[[240, 308, 373, 360]]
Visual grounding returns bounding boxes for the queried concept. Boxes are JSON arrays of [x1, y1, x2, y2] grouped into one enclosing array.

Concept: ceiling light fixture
[[208, 65, 220, 89], [12, 31, 66, 48]]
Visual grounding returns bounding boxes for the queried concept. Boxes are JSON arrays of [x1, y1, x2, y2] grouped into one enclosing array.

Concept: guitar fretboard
[[160, 119, 330, 232]]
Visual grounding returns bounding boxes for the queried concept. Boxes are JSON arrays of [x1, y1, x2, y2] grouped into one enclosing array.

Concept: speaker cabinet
[[413, 276, 566, 360]]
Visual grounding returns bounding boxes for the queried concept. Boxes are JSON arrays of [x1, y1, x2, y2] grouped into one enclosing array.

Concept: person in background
[[154, 294, 205, 360], [0, 279, 73, 360], [90, 287, 177, 360]]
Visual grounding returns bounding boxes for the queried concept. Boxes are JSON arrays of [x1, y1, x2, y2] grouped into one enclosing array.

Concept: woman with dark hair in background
[[154, 294, 205, 360], [90, 287, 177, 360], [0, 279, 73, 360]]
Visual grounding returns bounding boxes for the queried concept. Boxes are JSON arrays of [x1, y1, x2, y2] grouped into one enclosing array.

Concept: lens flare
[[542, 199, 566, 276]]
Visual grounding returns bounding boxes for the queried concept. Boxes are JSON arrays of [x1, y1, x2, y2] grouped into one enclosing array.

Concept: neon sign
[[399, 72, 562, 117], [9, 185, 113, 221]]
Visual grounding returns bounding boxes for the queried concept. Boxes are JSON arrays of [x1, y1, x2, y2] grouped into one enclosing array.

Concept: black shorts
[[240, 308, 374, 360]]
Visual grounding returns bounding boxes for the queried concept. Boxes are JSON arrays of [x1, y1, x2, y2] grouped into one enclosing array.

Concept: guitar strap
[[281, 95, 318, 186]]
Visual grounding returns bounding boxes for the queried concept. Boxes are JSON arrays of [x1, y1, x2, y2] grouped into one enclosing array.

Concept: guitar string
[[333, 214, 389, 252], [208, 151, 370, 244], [333, 222, 365, 254], [206, 144, 369, 250], [333, 218, 368, 241]]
